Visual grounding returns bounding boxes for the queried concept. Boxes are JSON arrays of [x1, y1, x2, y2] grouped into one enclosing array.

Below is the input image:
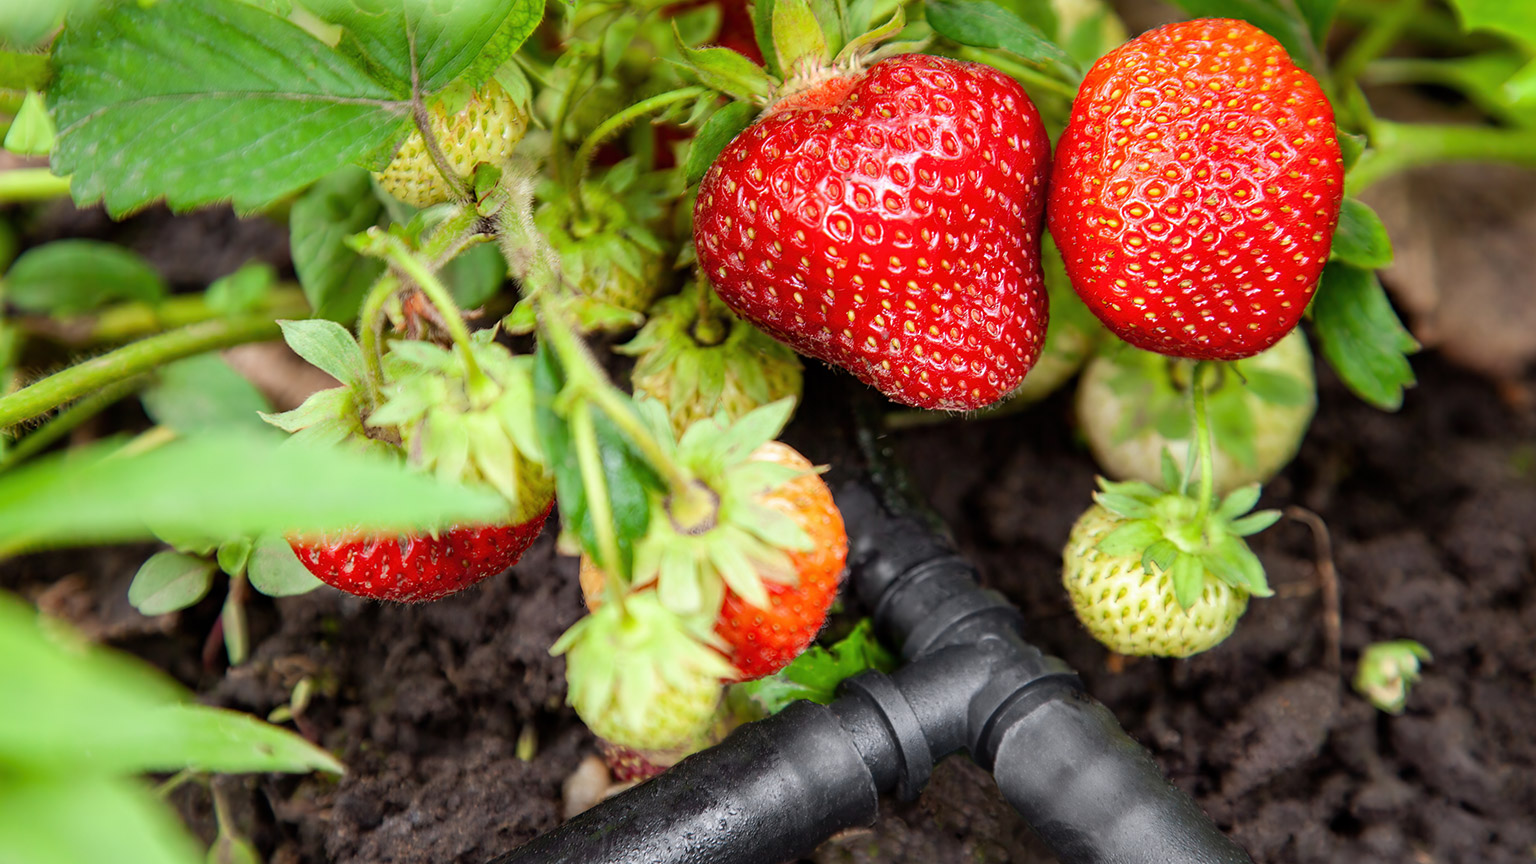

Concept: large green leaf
[[1446, 0, 1536, 45], [0, 431, 508, 550], [0, 775, 201, 864], [0, 590, 345, 775], [1311, 263, 1418, 410]]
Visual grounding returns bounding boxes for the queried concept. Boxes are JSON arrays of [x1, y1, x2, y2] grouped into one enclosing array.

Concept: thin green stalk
[[1333, 0, 1425, 93], [0, 168, 71, 203], [0, 316, 281, 431], [373, 232, 484, 385], [1348, 119, 1536, 193], [356, 273, 400, 406], [571, 402, 625, 590], [1189, 361, 1216, 528], [0, 374, 146, 468], [17, 286, 309, 346], [572, 86, 707, 182]]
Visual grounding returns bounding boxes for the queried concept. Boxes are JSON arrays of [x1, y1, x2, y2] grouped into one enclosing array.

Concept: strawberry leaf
[[246, 533, 324, 597], [3, 240, 166, 315], [1312, 263, 1419, 411], [1445, 0, 1536, 46], [924, 0, 1079, 82], [732, 619, 897, 715], [685, 101, 757, 186], [140, 353, 273, 434], [0, 775, 201, 864], [1330, 198, 1394, 271], [676, 39, 776, 103], [128, 551, 217, 616], [772, 0, 829, 74], [290, 168, 386, 323], [1142, 539, 1179, 574]]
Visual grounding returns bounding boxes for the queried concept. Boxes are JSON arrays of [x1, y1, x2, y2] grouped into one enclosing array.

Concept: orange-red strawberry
[[291, 501, 553, 604], [694, 54, 1052, 410], [1048, 19, 1344, 361]]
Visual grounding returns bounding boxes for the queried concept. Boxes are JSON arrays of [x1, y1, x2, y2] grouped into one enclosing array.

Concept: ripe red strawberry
[[694, 54, 1052, 410], [1049, 18, 1344, 361], [291, 500, 553, 604]]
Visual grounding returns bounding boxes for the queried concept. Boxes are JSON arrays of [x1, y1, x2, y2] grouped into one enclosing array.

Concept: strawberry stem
[[0, 374, 146, 469], [1331, 0, 1425, 95], [14, 287, 309, 347], [356, 272, 400, 408], [1189, 360, 1217, 529], [0, 168, 74, 203], [572, 401, 627, 598], [1346, 119, 1536, 193], [572, 85, 708, 183]]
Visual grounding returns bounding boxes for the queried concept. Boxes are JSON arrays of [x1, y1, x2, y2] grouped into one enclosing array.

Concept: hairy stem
[[0, 316, 281, 431], [571, 402, 625, 587], [0, 374, 147, 468], [16, 287, 309, 346]]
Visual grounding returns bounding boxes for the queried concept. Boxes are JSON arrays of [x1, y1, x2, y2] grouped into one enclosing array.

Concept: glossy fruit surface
[[1063, 503, 1248, 657], [1049, 18, 1343, 360], [695, 54, 1052, 410], [291, 502, 552, 603]]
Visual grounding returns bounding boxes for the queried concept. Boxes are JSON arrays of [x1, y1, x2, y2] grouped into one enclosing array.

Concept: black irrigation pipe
[[493, 401, 1253, 864]]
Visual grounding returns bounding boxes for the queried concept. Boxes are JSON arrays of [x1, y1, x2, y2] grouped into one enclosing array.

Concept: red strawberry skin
[[291, 502, 553, 603], [1048, 19, 1343, 361], [694, 54, 1052, 411]]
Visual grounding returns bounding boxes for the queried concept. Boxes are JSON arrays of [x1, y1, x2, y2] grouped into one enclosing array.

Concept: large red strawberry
[[291, 501, 553, 604], [694, 54, 1052, 411], [1049, 18, 1343, 361]]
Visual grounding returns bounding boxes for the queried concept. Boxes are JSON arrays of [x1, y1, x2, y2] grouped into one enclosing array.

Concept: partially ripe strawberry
[[620, 281, 803, 438], [375, 79, 529, 208], [1076, 328, 1316, 495], [290, 502, 553, 604], [694, 54, 1052, 410], [1063, 503, 1248, 657], [1049, 19, 1344, 360]]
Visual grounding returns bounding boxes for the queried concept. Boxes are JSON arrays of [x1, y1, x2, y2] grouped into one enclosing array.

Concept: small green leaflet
[[733, 619, 897, 715], [685, 102, 757, 186], [247, 533, 324, 597], [3, 240, 166, 315], [48, 0, 543, 216], [1312, 262, 1419, 411], [3, 90, 57, 156], [128, 551, 217, 616], [1330, 198, 1394, 270], [925, 0, 1079, 82], [290, 168, 386, 323]]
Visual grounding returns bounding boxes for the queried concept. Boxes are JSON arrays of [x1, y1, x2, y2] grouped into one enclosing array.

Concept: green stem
[[572, 86, 707, 183], [15, 287, 309, 346], [0, 316, 281, 431], [1189, 361, 1216, 528], [571, 402, 625, 586], [1348, 120, 1536, 193], [0, 168, 71, 203], [0, 375, 146, 468], [355, 273, 399, 407], [1332, 0, 1425, 94], [372, 231, 485, 385]]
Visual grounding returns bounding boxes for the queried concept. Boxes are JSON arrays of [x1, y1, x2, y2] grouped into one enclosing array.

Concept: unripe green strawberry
[[554, 592, 734, 752], [1076, 329, 1315, 496], [1064, 503, 1248, 657], [375, 79, 529, 208], [620, 281, 803, 438], [535, 161, 674, 320]]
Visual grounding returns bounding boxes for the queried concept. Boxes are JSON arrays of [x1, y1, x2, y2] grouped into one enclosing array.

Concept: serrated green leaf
[[49, 0, 411, 216], [3, 239, 166, 315], [141, 353, 274, 434], [1229, 509, 1282, 536], [0, 431, 506, 550], [1164, 0, 1317, 71], [1241, 367, 1312, 407], [129, 551, 217, 616], [4, 90, 57, 155], [0, 775, 201, 864], [1095, 519, 1163, 557], [291, 167, 386, 322], [925, 0, 1079, 82], [1169, 552, 1204, 610], [1312, 263, 1419, 410], [532, 342, 659, 579], [246, 532, 324, 596], [733, 619, 896, 714], [686, 101, 756, 186], [1331, 198, 1394, 270], [278, 318, 367, 390]]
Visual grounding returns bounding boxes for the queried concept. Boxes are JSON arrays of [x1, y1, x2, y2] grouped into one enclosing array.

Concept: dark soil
[[4, 207, 1534, 864]]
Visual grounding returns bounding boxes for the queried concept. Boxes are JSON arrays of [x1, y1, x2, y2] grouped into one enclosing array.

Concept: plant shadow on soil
[[4, 346, 1534, 864]]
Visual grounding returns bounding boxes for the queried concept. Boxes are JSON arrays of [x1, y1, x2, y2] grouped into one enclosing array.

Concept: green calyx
[[630, 397, 813, 615], [366, 330, 553, 523], [1353, 640, 1432, 715], [531, 159, 673, 323], [259, 319, 397, 459], [1091, 472, 1279, 611], [620, 281, 803, 438], [552, 591, 735, 751]]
